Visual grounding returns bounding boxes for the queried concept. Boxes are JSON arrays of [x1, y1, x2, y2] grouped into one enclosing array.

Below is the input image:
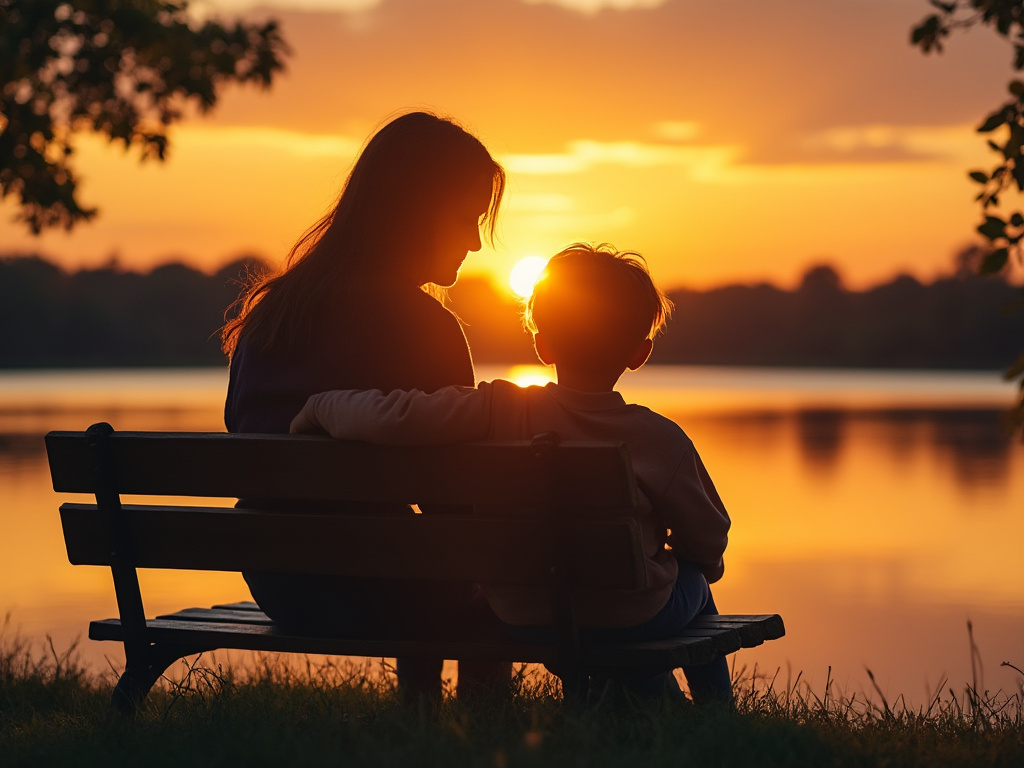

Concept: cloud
[[503, 139, 738, 178], [5, 0, 1009, 290], [207, 0, 667, 14], [500, 127, 961, 182], [200, 0, 380, 12], [653, 121, 701, 142], [199, 0, 1013, 162], [506, 193, 577, 212], [521, 0, 668, 14], [179, 126, 362, 158], [514, 205, 637, 234], [502, 190, 635, 236], [745, 123, 986, 166]]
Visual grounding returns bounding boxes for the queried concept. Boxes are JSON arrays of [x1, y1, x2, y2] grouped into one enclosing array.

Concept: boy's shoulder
[[620, 400, 695, 445]]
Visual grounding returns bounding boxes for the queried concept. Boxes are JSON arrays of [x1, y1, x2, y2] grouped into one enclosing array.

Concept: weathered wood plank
[[150, 609, 774, 661], [60, 503, 647, 588], [87, 617, 734, 668], [88, 611, 776, 670], [167, 609, 787, 643], [690, 614, 786, 643], [156, 608, 276, 625], [661, 627, 742, 654], [150, 607, 753, 661], [46, 431, 637, 507], [211, 602, 263, 612]]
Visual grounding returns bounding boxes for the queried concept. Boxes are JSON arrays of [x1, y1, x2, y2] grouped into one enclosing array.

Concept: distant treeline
[[0, 255, 253, 368], [653, 265, 1023, 369], [1, 254, 1020, 369]]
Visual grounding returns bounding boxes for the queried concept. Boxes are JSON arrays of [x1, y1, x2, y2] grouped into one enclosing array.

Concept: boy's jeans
[[503, 560, 733, 704]]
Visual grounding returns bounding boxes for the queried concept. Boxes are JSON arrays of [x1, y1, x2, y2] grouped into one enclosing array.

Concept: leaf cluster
[[0, 0, 288, 233], [912, 0, 1024, 435]]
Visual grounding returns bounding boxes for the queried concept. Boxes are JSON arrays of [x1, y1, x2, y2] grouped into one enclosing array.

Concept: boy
[[291, 242, 732, 702]]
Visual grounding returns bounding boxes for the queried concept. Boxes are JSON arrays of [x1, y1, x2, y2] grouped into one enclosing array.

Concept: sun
[[508, 255, 549, 299]]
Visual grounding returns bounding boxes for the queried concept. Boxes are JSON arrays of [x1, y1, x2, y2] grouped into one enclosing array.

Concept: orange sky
[[2, 0, 1021, 293]]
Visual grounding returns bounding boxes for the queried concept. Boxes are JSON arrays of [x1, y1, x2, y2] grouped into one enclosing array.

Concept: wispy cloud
[[506, 193, 577, 212], [179, 127, 362, 159], [743, 123, 987, 166], [802, 124, 981, 162], [515, 205, 637, 234], [503, 140, 738, 178], [199, 0, 381, 12], [521, 0, 668, 14]]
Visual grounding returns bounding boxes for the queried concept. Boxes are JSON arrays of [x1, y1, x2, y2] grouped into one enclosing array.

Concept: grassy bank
[[2, 631, 1021, 768]]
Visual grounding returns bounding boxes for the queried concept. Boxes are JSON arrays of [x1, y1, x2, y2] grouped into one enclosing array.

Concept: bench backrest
[[47, 424, 646, 590]]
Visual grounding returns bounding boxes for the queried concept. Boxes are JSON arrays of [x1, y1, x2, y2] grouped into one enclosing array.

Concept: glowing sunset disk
[[509, 255, 549, 299]]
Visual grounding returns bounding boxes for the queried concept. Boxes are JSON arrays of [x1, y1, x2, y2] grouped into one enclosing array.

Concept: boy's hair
[[524, 242, 674, 371]]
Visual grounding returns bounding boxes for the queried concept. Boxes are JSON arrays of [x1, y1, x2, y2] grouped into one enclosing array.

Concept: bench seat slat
[[197, 603, 786, 640], [211, 602, 264, 612], [689, 614, 786, 645], [60, 503, 647, 588], [87, 617, 735, 668], [148, 607, 749, 658], [103, 607, 784, 670], [47, 432, 638, 507], [156, 608, 276, 625]]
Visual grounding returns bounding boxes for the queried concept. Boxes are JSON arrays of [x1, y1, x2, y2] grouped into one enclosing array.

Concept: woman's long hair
[[221, 111, 505, 357]]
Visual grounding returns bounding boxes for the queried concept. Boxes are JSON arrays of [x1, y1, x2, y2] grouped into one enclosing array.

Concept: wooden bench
[[45, 422, 785, 711]]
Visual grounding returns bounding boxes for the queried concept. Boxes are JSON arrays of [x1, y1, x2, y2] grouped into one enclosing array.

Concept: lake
[[2, 365, 1022, 704]]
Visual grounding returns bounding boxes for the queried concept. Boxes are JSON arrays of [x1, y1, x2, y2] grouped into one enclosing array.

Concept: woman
[[221, 110, 507, 701]]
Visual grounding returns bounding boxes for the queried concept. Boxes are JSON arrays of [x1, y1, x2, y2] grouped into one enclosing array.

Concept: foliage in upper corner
[[0, 0, 288, 233], [912, 0, 1024, 438]]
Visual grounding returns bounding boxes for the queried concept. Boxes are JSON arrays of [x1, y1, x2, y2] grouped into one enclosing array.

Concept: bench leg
[[682, 654, 733, 707], [560, 668, 589, 706], [395, 656, 444, 709], [110, 643, 209, 714]]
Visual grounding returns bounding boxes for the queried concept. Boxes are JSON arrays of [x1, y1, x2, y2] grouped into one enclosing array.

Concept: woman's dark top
[[224, 283, 475, 634], [226, 286, 474, 433]]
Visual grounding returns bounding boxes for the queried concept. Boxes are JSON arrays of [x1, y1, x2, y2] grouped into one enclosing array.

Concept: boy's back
[[291, 242, 729, 635], [294, 377, 730, 629]]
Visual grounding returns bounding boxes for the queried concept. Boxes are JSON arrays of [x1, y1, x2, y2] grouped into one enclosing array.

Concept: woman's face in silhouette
[[421, 173, 492, 287]]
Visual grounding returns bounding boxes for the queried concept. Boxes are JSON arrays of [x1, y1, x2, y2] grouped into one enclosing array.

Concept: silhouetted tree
[[651, 261, 1021, 371], [651, 283, 794, 365], [0, 0, 288, 232], [912, 0, 1024, 434], [794, 264, 850, 364], [0, 254, 66, 365], [0, 253, 258, 367], [858, 274, 933, 366], [800, 264, 844, 293]]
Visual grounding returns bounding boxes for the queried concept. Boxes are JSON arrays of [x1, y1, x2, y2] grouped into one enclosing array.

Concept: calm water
[[2, 366, 1022, 703]]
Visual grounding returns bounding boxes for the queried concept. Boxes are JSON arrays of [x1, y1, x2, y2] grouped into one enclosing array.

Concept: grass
[[1, 624, 1022, 768]]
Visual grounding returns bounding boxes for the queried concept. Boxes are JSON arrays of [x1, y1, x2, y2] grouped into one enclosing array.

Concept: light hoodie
[[296, 380, 730, 628]]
